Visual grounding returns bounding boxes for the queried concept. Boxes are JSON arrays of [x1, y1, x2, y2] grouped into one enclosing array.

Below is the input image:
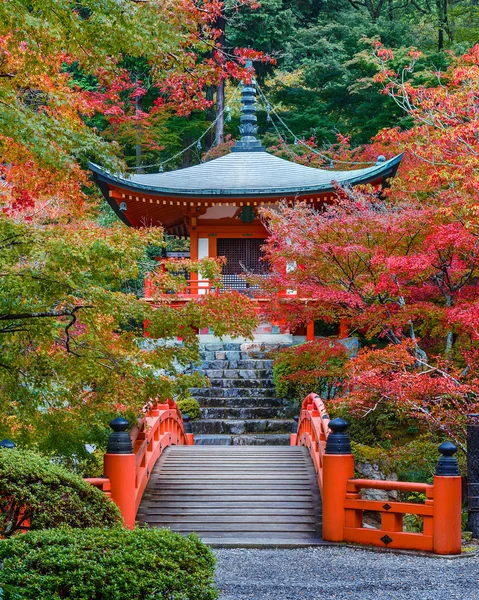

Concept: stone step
[[192, 396, 287, 408], [200, 351, 274, 361], [201, 407, 288, 420], [205, 369, 272, 379], [206, 379, 274, 389], [203, 359, 273, 370], [199, 343, 243, 352], [193, 434, 291, 446], [190, 387, 280, 399], [191, 419, 292, 435]]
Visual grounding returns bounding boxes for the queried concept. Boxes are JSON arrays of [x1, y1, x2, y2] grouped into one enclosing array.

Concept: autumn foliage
[[261, 47, 479, 451], [0, 1, 262, 468], [0, 0, 269, 216]]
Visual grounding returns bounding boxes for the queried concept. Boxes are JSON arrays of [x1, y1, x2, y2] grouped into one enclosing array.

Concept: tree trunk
[[205, 86, 215, 150], [436, 0, 449, 50], [215, 79, 225, 146], [387, 0, 394, 20], [214, 10, 226, 147], [135, 95, 145, 173]]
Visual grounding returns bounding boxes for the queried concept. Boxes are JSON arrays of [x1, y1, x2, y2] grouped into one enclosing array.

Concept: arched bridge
[[86, 395, 462, 554]]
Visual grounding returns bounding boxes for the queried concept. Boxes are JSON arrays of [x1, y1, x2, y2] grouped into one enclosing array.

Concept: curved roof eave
[[89, 153, 403, 198]]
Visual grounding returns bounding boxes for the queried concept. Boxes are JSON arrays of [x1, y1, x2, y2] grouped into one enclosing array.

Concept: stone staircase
[[190, 343, 293, 445]]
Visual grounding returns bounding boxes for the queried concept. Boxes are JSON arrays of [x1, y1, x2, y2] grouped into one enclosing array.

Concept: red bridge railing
[[291, 392, 462, 555], [86, 399, 193, 528]]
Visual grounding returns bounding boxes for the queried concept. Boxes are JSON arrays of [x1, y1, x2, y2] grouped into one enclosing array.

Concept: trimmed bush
[[272, 339, 348, 404], [0, 527, 218, 600], [0, 448, 122, 537], [177, 396, 202, 420]]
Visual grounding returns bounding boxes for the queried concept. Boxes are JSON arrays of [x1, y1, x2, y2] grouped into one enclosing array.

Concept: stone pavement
[[214, 547, 479, 600]]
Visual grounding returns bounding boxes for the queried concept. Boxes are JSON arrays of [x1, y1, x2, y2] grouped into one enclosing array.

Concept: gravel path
[[214, 547, 479, 600]]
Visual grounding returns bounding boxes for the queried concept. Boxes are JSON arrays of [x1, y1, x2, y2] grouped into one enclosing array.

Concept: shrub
[[177, 396, 201, 420], [0, 448, 122, 537], [0, 527, 218, 600], [272, 339, 348, 404]]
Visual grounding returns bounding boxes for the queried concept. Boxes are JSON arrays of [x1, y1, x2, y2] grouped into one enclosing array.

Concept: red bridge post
[[103, 417, 137, 529], [322, 418, 354, 543], [433, 442, 462, 555]]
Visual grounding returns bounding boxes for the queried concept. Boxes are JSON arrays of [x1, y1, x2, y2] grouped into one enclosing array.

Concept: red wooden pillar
[[339, 318, 348, 339], [306, 321, 315, 341], [322, 418, 354, 543], [103, 418, 137, 529], [189, 229, 198, 291], [432, 442, 462, 555]]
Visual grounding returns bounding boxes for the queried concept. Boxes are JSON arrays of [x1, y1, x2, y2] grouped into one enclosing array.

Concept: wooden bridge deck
[[137, 445, 324, 547]]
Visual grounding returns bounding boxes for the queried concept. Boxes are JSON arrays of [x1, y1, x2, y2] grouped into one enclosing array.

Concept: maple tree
[[260, 46, 479, 451], [0, 0, 267, 212], [0, 215, 256, 470], [0, 1, 263, 469]]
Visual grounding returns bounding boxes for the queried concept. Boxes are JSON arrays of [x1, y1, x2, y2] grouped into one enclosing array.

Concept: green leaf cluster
[[176, 397, 202, 420], [0, 527, 218, 600], [0, 448, 122, 537], [272, 339, 348, 405], [0, 215, 255, 470]]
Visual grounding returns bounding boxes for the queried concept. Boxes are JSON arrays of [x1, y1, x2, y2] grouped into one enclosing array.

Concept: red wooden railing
[[86, 399, 193, 528], [292, 392, 462, 555], [144, 277, 221, 299]]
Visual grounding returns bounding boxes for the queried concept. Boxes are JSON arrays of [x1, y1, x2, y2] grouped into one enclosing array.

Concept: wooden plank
[[195, 537, 325, 546], [154, 486, 311, 491], [139, 515, 316, 524], [140, 502, 313, 509], [343, 527, 433, 552], [147, 489, 311, 501], [137, 508, 315, 516], [140, 523, 317, 532], [344, 498, 433, 516], [155, 475, 311, 481]]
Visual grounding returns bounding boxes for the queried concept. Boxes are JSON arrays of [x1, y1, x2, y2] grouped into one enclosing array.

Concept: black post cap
[[0, 439, 16, 449], [325, 418, 352, 455], [106, 417, 133, 454], [436, 441, 460, 476], [291, 415, 299, 434], [182, 413, 193, 434]]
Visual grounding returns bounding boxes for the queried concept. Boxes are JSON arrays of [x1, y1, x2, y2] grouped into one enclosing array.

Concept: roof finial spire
[[232, 59, 265, 153]]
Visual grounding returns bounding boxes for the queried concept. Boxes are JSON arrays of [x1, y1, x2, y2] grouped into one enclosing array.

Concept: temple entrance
[[217, 238, 268, 292]]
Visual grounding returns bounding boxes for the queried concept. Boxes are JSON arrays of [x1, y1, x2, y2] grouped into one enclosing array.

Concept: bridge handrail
[[292, 393, 330, 492], [347, 479, 432, 493], [292, 392, 462, 555], [86, 399, 193, 528]]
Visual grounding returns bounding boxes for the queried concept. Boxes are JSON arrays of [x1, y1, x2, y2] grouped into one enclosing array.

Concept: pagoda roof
[[90, 151, 403, 198]]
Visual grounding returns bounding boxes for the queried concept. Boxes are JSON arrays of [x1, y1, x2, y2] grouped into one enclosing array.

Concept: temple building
[[90, 81, 402, 341]]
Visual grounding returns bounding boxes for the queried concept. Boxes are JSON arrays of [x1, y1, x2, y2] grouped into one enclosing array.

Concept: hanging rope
[[255, 82, 377, 167], [127, 82, 242, 172], [128, 78, 381, 172]]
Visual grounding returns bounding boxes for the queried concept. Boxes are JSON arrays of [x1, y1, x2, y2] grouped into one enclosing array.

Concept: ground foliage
[[261, 47, 479, 452], [0, 448, 122, 538], [176, 396, 202, 420], [0, 527, 218, 600], [272, 339, 348, 404]]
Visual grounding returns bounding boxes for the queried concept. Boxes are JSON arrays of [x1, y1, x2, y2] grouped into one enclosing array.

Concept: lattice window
[[217, 238, 268, 292]]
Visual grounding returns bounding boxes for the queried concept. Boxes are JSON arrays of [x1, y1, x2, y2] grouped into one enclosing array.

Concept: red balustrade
[[86, 399, 193, 528], [292, 393, 462, 555]]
